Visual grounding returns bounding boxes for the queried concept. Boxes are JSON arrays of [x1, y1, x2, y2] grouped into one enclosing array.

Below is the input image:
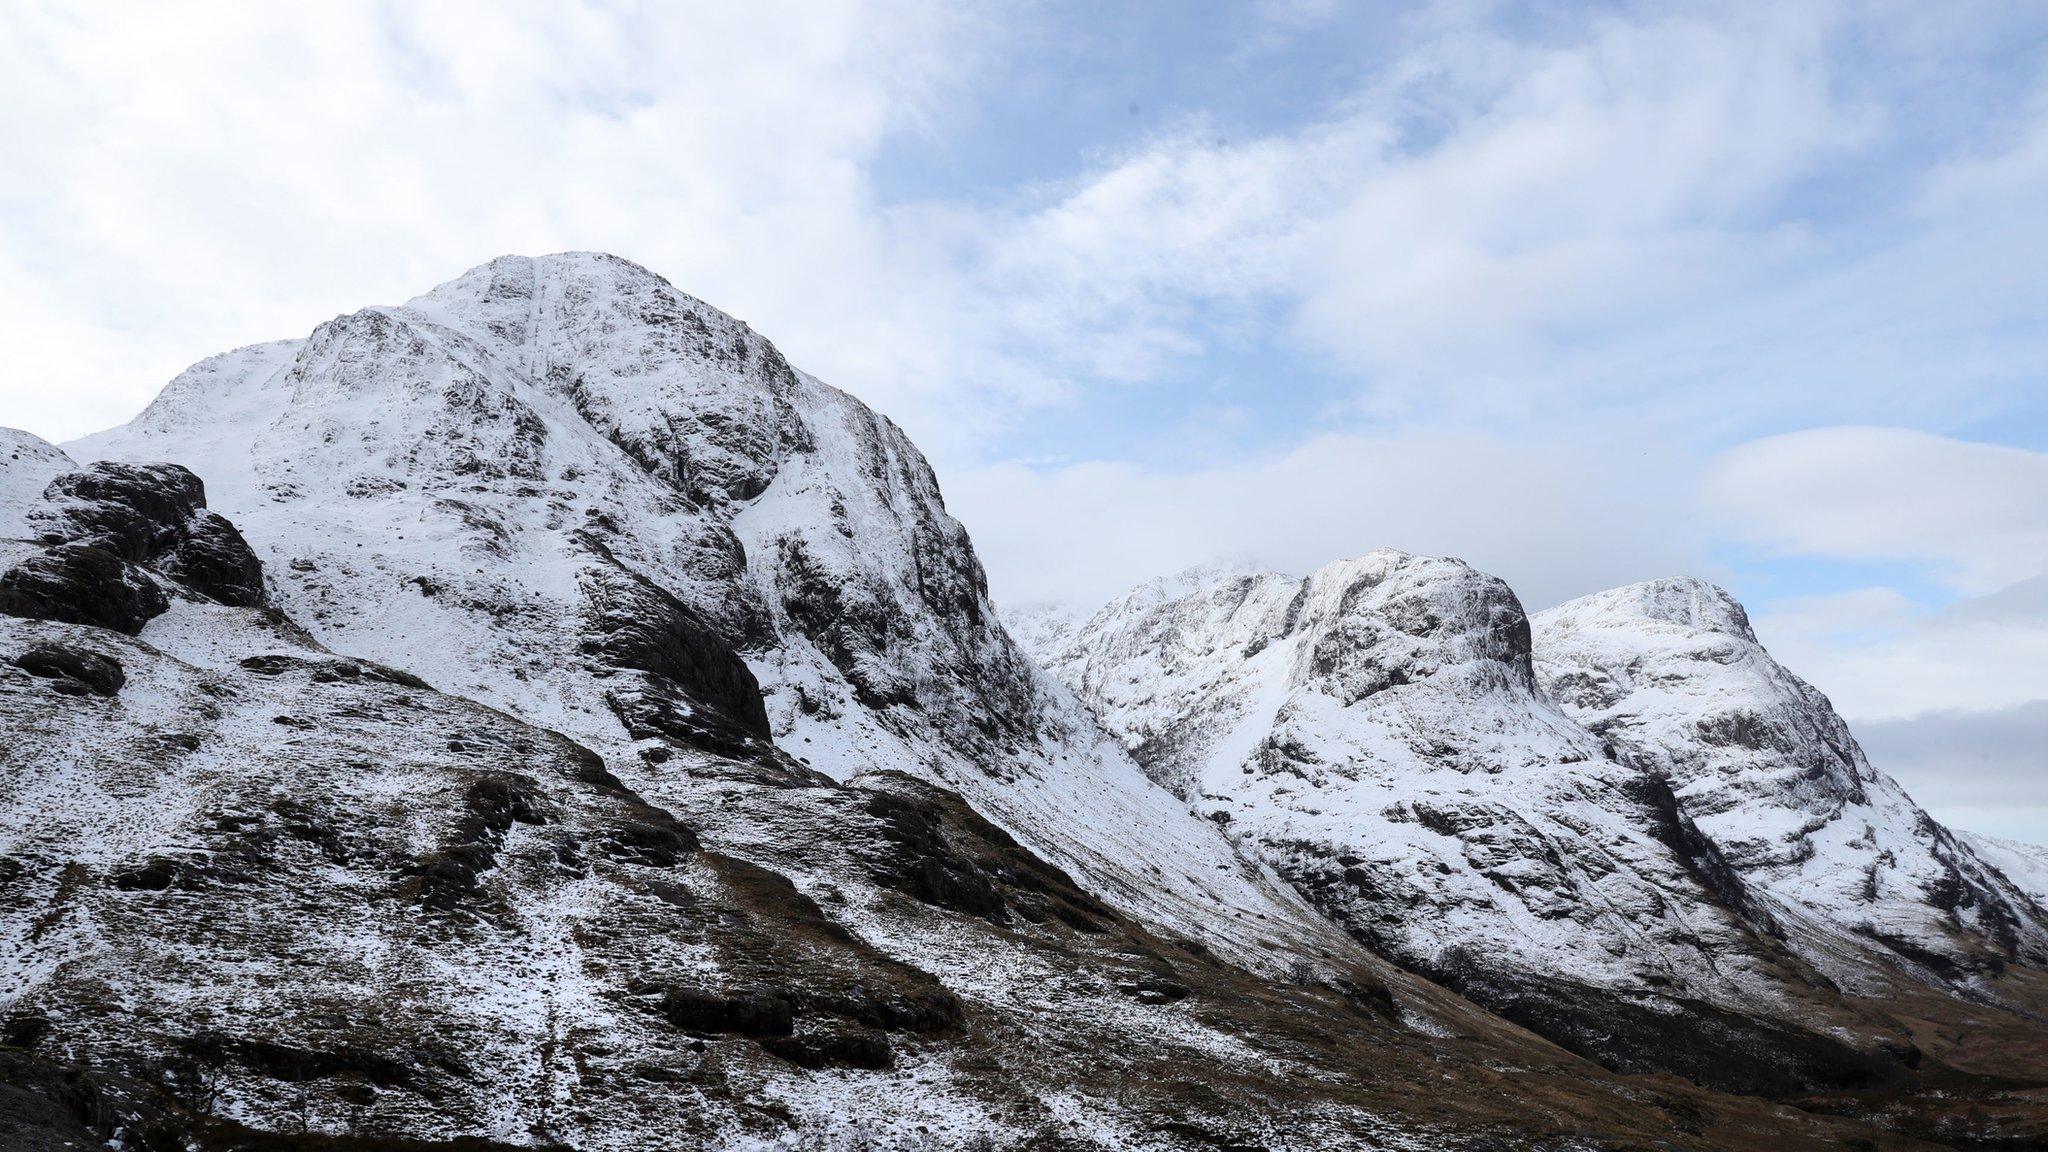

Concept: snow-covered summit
[[1962, 832, 2048, 908], [1547, 575, 1759, 640]]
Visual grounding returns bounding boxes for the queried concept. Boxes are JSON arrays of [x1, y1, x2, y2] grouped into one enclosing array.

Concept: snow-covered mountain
[[67, 253, 1353, 978], [1030, 553, 2048, 1099], [1026, 553, 1912, 1091], [8, 253, 2048, 1149], [1531, 578, 2048, 992], [1962, 832, 2048, 908]]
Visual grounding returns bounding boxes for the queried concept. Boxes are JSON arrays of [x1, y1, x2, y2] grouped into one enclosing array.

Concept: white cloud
[[1751, 577, 2048, 720], [8, 1, 2046, 458], [0, 0, 988, 441], [1291, 6, 1856, 389], [1854, 700, 2048, 844], [1708, 428, 2048, 594], [891, 2, 1867, 426]]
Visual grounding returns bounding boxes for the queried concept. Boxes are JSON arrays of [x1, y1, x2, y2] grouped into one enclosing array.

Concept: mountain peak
[[1035, 550, 1923, 1092], [1532, 578, 2048, 984], [1545, 575, 1757, 642], [66, 253, 1356, 978]]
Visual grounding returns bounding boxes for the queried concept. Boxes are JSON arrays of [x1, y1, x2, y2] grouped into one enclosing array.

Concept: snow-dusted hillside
[[1532, 578, 2048, 989], [6, 435, 1953, 1150], [67, 253, 1355, 976], [1028, 551, 1916, 1093], [12, 251, 2048, 1147], [1963, 832, 2048, 908]]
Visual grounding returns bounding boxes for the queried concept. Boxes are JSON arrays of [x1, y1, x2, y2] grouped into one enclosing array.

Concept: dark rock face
[[158, 511, 266, 608], [759, 1025, 893, 1071], [659, 986, 794, 1037], [1438, 967, 1915, 1099], [0, 459, 267, 636], [0, 544, 168, 634], [35, 461, 264, 607], [854, 774, 1120, 935], [577, 539, 770, 755], [14, 641, 125, 696], [406, 774, 553, 915], [36, 461, 208, 558], [0, 1048, 152, 1152]]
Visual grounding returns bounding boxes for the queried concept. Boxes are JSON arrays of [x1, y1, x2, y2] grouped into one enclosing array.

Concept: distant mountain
[[1960, 832, 2048, 907], [1032, 552, 2048, 1123], [1532, 578, 2048, 990]]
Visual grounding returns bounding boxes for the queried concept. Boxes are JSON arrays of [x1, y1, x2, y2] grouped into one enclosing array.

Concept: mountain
[[66, 253, 1349, 978], [1530, 578, 2048, 991], [1026, 553, 1924, 1094], [1032, 552, 2048, 1138], [1961, 833, 2048, 907]]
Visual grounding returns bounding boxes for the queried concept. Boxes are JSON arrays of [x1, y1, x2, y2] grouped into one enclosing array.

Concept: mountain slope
[[4, 441, 1960, 1150], [1531, 579, 2048, 990], [69, 253, 1349, 975], [1028, 552, 1917, 1094]]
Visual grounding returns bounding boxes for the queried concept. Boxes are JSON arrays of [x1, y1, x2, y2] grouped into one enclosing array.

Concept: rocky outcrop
[[576, 532, 772, 759], [14, 640, 124, 696], [0, 543, 170, 634], [34, 462, 264, 607], [0, 456, 266, 637]]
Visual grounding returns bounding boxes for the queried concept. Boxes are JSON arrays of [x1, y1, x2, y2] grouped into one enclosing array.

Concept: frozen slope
[[1031, 551, 1914, 1094], [68, 252, 1348, 974], [1532, 578, 2048, 989]]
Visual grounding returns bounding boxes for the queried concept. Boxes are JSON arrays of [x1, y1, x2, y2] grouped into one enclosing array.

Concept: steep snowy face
[[69, 253, 1346, 972], [1532, 578, 2048, 983], [1962, 833, 2048, 908], [0, 429, 77, 536], [1036, 552, 1910, 1092]]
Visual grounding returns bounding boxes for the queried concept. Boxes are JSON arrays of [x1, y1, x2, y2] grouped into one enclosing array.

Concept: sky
[[2, 0, 2044, 840]]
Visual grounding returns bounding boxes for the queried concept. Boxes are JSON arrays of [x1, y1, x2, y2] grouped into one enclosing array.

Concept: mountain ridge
[[1031, 549, 2048, 1118]]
